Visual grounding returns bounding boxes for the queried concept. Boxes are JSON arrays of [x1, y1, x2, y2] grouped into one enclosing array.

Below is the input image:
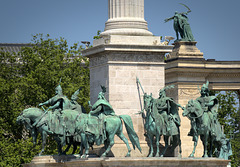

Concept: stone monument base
[[23, 156, 230, 167]]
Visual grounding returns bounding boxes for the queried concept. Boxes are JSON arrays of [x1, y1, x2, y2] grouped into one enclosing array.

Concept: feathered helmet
[[98, 85, 106, 99], [55, 78, 63, 94], [201, 80, 209, 92], [71, 87, 82, 101]]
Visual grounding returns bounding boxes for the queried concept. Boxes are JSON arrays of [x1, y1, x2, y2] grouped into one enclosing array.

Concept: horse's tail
[[119, 115, 142, 153]]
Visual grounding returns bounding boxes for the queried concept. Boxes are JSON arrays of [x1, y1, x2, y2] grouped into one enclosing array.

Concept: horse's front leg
[[80, 133, 89, 158], [147, 133, 154, 157], [200, 134, 208, 158], [178, 135, 182, 158], [189, 135, 198, 157], [31, 127, 38, 145], [38, 130, 47, 156], [160, 135, 169, 157], [209, 136, 214, 157], [155, 134, 160, 157]]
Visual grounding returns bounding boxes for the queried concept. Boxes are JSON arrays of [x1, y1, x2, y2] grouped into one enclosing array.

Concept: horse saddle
[[85, 115, 105, 137]]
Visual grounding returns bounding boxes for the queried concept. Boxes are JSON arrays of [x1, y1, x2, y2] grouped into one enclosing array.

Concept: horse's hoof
[[202, 154, 208, 158], [148, 154, 153, 157], [37, 152, 43, 156], [154, 153, 160, 157], [81, 154, 88, 159], [125, 152, 131, 157], [189, 154, 194, 158], [160, 154, 164, 157], [100, 153, 107, 158]]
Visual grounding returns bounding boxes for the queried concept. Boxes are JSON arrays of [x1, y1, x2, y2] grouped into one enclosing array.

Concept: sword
[[179, 3, 191, 14]]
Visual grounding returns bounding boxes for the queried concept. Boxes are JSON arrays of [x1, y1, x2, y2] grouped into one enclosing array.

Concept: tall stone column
[[83, 0, 173, 157], [100, 0, 153, 37]]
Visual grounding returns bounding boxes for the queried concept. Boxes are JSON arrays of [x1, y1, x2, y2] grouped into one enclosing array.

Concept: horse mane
[[22, 107, 44, 115]]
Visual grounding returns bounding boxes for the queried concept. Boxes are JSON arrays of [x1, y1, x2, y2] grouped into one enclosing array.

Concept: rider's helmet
[[97, 85, 106, 100], [55, 84, 63, 95], [71, 87, 81, 101], [159, 88, 166, 98], [98, 92, 105, 100], [201, 81, 209, 97]]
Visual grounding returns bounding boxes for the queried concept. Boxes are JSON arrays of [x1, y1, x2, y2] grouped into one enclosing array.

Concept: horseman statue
[[78, 85, 141, 158], [88, 85, 115, 145], [183, 81, 232, 159], [137, 77, 182, 157], [17, 79, 85, 155], [39, 83, 69, 137], [188, 81, 219, 140]]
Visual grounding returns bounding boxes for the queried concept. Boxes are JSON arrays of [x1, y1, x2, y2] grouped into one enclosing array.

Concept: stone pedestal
[[23, 156, 230, 167], [166, 41, 203, 60]]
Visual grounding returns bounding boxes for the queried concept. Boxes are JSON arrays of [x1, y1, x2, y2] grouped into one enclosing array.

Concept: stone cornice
[[82, 44, 173, 57], [89, 52, 165, 68]]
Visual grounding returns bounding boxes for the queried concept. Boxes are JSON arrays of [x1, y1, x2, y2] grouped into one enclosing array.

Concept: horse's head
[[182, 99, 203, 118], [16, 114, 25, 125], [182, 99, 195, 117], [143, 93, 153, 112], [16, 107, 43, 130]]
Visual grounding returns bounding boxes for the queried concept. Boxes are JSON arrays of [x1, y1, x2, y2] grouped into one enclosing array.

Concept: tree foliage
[[93, 30, 101, 39], [0, 34, 90, 166], [215, 91, 240, 167]]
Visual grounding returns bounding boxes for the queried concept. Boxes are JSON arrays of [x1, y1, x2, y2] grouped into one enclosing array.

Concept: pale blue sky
[[0, 0, 239, 61]]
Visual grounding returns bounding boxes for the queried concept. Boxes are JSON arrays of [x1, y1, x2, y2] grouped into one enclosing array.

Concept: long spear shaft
[[136, 77, 145, 119], [137, 77, 145, 94]]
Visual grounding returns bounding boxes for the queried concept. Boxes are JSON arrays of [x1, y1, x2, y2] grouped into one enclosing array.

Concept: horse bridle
[[187, 108, 204, 119], [18, 115, 33, 129]]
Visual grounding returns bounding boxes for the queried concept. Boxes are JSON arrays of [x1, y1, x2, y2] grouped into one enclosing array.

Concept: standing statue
[[164, 3, 195, 42], [182, 81, 232, 159], [137, 78, 182, 157], [16, 81, 85, 155], [76, 86, 142, 158]]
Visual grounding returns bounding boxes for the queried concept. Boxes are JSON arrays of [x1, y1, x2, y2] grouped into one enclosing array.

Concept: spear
[[136, 77, 145, 119]]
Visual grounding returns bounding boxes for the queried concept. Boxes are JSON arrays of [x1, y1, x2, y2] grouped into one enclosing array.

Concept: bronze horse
[[182, 99, 213, 157], [76, 113, 142, 158], [143, 93, 182, 157], [16, 107, 81, 155]]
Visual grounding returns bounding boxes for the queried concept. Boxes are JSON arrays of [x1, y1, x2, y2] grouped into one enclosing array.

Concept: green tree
[[93, 30, 101, 39], [215, 91, 240, 167], [0, 34, 90, 166]]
